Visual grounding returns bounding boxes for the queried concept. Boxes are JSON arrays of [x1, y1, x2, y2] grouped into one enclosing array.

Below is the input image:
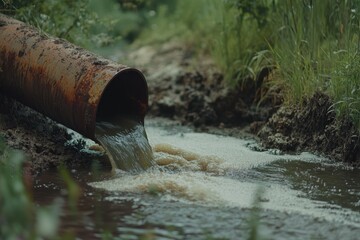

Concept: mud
[[258, 92, 360, 165], [0, 95, 108, 175], [125, 42, 279, 129]]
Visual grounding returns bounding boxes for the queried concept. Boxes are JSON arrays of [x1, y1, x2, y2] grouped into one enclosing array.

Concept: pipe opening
[[96, 69, 148, 122]]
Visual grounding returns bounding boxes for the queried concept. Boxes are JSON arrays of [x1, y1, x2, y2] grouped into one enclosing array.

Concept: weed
[[0, 0, 147, 53], [0, 138, 61, 239], [331, 52, 360, 129], [271, 0, 360, 129], [209, 0, 274, 87], [59, 165, 81, 214], [247, 186, 266, 240]]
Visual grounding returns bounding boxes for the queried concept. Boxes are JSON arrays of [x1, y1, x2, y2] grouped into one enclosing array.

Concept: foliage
[[271, 0, 360, 129], [135, 0, 274, 86], [1, 0, 93, 44], [0, 138, 61, 240], [209, 0, 274, 86], [0, 0, 148, 51], [134, 0, 360, 128], [271, 0, 359, 101], [331, 53, 360, 129], [247, 186, 265, 240]]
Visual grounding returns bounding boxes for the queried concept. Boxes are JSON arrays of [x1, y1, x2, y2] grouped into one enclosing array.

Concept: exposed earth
[[126, 42, 360, 165], [0, 41, 359, 175]]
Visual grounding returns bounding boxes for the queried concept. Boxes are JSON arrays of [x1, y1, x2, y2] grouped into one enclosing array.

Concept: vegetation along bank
[[0, 0, 359, 165]]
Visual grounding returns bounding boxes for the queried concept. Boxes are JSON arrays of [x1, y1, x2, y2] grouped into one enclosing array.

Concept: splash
[[95, 116, 155, 172]]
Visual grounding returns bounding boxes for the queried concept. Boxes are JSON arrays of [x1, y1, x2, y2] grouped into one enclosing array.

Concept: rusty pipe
[[0, 14, 148, 140]]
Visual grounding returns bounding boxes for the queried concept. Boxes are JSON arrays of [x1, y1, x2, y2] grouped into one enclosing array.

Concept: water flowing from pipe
[[95, 116, 155, 172]]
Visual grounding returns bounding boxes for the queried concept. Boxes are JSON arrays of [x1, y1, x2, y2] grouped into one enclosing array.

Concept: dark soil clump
[[0, 95, 107, 175], [258, 92, 360, 165], [126, 42, 278, 129]]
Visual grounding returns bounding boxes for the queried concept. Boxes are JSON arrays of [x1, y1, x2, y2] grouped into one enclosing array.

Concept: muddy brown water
[[32, 118, 360, 239]]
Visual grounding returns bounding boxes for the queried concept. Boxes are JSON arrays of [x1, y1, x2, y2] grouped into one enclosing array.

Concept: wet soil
[[0, 95, 108, 175], [124, 42, 279, 129], [258, 92, 360, 165]]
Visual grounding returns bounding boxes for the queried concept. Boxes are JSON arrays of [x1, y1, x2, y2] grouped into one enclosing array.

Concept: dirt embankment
[[127, 42, 359, 165], [258, 92, 360, 165], [125, 42, 279, 128], [0, 95, 107, 175]]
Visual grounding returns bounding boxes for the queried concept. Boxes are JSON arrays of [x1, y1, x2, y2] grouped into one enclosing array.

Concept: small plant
[[271, 0, 360, 105], [209, 0, 274, 86], [0, 138, 61, 239], [0, 0, 148, 53], [247, 186, 266, 240], [1, 0, 94, 44], [331, 52, 360, 129], [59, 165, 81, 214]]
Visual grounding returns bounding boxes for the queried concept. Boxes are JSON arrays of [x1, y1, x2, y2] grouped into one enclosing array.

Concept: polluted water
[[32, 119, 360, 239], [95, 115, 155, 172], [91, 120, 360, 228]]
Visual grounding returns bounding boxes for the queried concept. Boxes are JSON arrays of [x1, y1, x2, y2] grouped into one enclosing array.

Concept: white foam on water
[[146, 126, 322, 170], [90, 125, 360, 227]]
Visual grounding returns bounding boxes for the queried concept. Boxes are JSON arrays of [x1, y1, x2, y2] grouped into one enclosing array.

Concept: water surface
[[33, 118, 360, 239]]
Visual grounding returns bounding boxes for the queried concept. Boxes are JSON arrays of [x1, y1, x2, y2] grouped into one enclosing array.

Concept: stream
[[33, 118, 360, 239]]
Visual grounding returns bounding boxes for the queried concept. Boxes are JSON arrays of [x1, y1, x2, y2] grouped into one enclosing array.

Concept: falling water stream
[[33, 118, 360, 239], [95, 115, 155, 172]]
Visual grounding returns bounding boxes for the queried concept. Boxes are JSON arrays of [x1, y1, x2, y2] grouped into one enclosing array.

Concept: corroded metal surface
[[0, 14, 148, 140]]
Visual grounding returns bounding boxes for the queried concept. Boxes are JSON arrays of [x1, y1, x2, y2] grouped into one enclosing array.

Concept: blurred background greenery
[[0, 0, 359, 126], [0, 137, 62, 239]]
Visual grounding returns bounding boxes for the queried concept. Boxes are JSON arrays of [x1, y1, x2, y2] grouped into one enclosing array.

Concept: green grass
[[0, 137, 98, 239], [135, 0, 274, 86], [136, 0, 360, 129], [208, 0, 274, 86], [247, 186, 265, 240], [271, 0, 360, 129], [331, 53, 360, 129], [0, 0, 146, 52], [2, 0, 93, 44]]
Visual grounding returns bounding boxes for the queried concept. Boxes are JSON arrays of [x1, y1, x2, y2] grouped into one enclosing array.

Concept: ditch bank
[[0, 95, 108, 175], [258, 92, 360, 165], [126, 42, 360, 165]]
